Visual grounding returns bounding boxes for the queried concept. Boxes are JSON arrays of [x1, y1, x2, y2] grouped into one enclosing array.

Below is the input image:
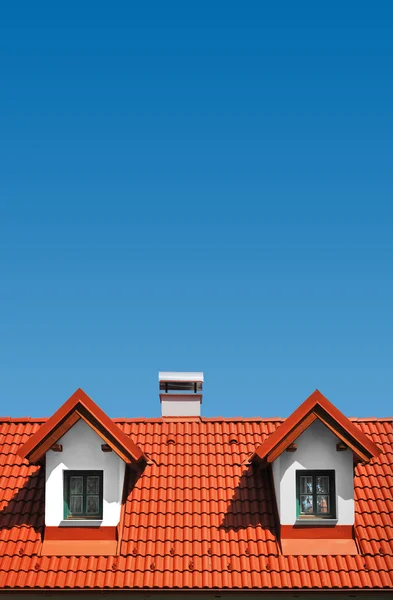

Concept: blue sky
[[0, 2, 392, 418]]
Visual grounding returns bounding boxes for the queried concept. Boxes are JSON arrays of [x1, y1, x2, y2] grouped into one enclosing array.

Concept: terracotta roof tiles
[[0, 415, 391, 590]]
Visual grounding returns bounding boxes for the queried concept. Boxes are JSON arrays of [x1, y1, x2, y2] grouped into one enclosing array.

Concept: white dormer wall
[[272, 419, 354, 525], [45, 419, 126, 527]]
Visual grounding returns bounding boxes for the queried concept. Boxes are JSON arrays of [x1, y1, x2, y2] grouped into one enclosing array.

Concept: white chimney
[[159, 372, 203, 417]]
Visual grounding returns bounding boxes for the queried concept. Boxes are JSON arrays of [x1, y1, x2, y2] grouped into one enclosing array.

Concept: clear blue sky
[[1, 2, 392, 419]]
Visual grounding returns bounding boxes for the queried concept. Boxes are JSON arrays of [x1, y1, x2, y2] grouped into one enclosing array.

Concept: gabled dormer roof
[[253, 389, 382, 465], [18, 388, 146, 465]]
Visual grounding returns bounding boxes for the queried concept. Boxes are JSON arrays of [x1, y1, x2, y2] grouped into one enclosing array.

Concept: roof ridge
[[0, 417, 47, 423], [350, 417, 393, 422], [0, 416, 391, 423], [114, 416, 285, 423]]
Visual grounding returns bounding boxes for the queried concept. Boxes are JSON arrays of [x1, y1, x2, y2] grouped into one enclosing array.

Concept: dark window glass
[[296, 471, 335, 518], [64, 471, 103, 519]]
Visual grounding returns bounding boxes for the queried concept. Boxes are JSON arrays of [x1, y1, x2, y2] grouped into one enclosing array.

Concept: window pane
[[70, 495, 83, 514], [70, 476, 83, 495], [87, 476, 100, 495], [317, 495, 329, 513], [300, 476, 313, 494], [316, 476, 329, 494], [86, 495, 99, 514], [300, 495, 313, 513]]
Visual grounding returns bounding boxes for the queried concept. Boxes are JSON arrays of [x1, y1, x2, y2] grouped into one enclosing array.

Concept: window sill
[[295, 518, 338, 527], [59, 520, 103, 527]]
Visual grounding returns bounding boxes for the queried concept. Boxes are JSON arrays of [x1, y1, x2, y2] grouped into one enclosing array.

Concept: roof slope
[[0, 416, 392, 590]]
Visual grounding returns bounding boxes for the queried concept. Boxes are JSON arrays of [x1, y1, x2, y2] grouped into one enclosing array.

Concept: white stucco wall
[[160, 394, 202, 417], [45, 419, 126, 527], [272, 419, 354, 525]]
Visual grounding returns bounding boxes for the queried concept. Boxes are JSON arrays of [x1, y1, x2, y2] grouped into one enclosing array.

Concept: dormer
[[18, 388, 146, 556], [253, 390, 381, 555]]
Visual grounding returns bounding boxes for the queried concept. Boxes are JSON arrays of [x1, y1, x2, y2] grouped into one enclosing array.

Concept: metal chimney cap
[[159, 372, 203, 393], [159, 372, 204, 383]]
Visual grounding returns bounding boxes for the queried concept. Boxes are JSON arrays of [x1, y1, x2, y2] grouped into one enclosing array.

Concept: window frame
[[64, 470, 104, 520], [295, 470, 336, 519]]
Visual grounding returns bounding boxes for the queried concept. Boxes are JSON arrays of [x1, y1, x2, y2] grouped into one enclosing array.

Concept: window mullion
[[313, 475, 317, 516], [83, 474, 87, 516]]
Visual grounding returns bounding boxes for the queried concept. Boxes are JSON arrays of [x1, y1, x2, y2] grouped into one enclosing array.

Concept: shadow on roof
[[0, 466, 44, 535], [219, 463, 278, 540]]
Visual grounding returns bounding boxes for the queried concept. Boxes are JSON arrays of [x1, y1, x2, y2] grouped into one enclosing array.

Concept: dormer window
[[296, 470, 336, 519], [252, 390, 382, 555], [16, 388, 146, 556], [64, 471, 103, 519]]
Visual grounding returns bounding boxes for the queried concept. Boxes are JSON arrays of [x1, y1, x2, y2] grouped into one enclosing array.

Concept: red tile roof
[[0, 413, 392, 590]]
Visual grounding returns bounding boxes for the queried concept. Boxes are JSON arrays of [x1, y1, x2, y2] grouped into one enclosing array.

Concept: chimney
[[159, 372, 203, 417]]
